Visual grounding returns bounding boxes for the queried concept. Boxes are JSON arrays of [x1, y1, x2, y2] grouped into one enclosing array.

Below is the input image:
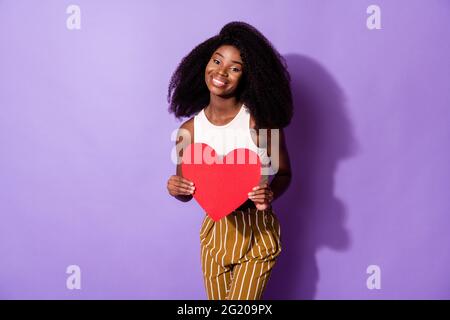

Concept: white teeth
[[212, 78, 226, 87]]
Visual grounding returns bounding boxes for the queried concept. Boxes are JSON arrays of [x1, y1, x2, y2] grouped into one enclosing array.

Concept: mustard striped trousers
[[199, 207, 282, 300]]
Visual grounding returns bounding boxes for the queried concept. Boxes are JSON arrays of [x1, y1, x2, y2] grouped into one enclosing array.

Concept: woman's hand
[[167, 175, 195, 197], [248, 182, 273, 210]]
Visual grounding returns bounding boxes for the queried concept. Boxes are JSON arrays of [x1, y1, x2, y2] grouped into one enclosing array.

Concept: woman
[[166, 21, 292, 300]]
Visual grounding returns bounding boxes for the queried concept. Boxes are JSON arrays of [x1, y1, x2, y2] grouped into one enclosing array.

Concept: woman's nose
[[218, 67, 228, 77]]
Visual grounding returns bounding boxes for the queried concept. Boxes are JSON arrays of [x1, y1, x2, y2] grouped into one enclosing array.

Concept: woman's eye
[[232, 67, 241, 72], [213, 59, 220, 64]]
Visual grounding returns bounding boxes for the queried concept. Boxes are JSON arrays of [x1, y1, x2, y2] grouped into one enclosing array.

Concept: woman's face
[[204, 45, 244, 98]]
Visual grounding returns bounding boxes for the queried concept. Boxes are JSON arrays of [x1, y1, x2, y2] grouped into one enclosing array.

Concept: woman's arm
[[167, 118, 195, 202], [269, 128, 292, 202], [248, 128, 292, 209]]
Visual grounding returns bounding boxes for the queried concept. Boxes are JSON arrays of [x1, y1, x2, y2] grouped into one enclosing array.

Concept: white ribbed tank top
[[193, 104, 271, 182]]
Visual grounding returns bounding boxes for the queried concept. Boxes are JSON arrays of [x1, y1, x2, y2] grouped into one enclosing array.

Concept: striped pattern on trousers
[[200, 207, 282, 300]]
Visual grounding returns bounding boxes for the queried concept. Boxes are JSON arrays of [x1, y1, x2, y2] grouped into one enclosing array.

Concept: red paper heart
[[181, 143, 261, 221]]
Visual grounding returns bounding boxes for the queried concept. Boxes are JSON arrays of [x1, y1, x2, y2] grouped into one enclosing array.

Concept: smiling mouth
[[211, 76, 227, 88]]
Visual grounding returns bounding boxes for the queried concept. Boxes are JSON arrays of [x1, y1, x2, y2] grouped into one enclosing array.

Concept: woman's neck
[[206, 95, 242, 119]]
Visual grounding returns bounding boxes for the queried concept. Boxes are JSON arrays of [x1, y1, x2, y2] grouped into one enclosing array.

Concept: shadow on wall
[[264, 54, 358, 300]]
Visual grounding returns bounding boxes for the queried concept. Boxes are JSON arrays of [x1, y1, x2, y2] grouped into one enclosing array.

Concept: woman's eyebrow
[[214, 52, 243, 65]]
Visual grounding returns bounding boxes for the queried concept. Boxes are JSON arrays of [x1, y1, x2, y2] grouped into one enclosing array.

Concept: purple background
[[1, 0, 449, 299]]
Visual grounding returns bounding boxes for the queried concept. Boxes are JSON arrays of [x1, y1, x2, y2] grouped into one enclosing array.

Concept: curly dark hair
[[167, 21, 293, 129]]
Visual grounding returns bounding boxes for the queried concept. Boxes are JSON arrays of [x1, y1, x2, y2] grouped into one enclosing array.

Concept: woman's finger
[[249, 195, 269, 201], [248, 188, 271, 196], [168, 184, 191, 196], [249, 191, 272, 199], [176, 186, 194, 195], [174, 181, 195, 190], [250, 198, 267, 204], [174, 175, 194, 187], [249, 191, 273, 201], [171, 182, 195, 194], [251, 183, 268, 191], [171, 180, 190, 188], [181, 178, 195, 186]]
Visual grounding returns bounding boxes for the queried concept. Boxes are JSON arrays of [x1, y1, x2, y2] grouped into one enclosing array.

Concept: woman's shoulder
[[177, 117, 194, 145], [179, 117, 194, 134], [179, 106, 205, 131]]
